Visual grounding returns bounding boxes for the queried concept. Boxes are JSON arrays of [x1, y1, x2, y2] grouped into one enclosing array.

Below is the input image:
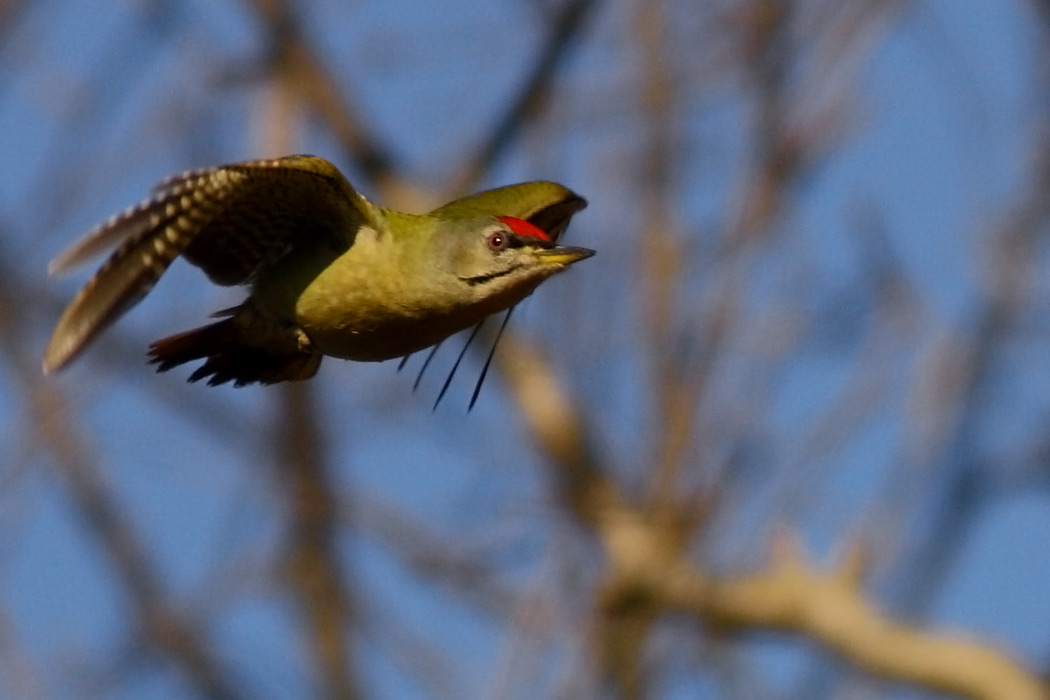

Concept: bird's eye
[[487, 231, 509, 251]]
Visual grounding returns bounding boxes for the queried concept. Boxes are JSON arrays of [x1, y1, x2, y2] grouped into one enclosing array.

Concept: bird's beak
[[534, 245, 595, 267]]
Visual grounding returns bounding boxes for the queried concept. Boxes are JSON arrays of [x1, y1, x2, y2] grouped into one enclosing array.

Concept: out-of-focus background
[[2, 1, 1049, 698]]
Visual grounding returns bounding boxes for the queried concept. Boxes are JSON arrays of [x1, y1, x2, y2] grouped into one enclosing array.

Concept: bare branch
[[244, 0, 397, 190], [0, 254, 245, 700], [606, 531, 1049, 700], [450, 0, 597, 193]]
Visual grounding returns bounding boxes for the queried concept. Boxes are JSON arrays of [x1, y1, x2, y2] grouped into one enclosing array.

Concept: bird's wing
[[44, 155, 374, 374], [429, 182, 587, 241]]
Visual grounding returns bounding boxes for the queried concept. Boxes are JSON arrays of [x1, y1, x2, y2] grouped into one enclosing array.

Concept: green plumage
[[44, 155, 591, 386]]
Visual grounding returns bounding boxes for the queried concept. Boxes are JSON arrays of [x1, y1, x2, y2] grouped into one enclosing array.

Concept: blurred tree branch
[[260, 18, 360, 700], [449, 0, 597, 194], [618, 534, 1047, 700], [245, 0, 396, 191], [498, 331, 1050, 700], [0, 252, 245, 700]]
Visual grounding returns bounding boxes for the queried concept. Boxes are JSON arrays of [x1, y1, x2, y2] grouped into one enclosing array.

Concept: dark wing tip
[[528, 192, 587, 242], [41, 346, 67, 376]]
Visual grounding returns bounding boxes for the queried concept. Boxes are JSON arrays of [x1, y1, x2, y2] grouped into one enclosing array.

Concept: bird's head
[[422, 181, 593, 311]]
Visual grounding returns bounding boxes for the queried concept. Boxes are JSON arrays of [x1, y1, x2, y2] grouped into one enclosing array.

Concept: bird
[[43, 155, 592, 394]]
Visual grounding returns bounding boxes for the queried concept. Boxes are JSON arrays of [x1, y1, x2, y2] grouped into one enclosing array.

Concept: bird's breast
[[279, 242, 487, 362]]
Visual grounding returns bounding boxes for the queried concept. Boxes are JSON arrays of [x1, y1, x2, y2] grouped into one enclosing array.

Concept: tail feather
[[148, 319, 322, 386]]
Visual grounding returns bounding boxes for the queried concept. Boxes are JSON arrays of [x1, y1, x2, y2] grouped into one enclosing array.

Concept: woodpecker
[[44, 155, 592, 388]]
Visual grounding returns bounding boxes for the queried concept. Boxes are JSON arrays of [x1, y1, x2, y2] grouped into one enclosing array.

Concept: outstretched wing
[[43, 155, 374, 374], [429, 181, 587, 243]]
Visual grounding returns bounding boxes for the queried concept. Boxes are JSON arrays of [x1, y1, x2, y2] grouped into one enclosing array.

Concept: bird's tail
[[148, 318, 322, 386]]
